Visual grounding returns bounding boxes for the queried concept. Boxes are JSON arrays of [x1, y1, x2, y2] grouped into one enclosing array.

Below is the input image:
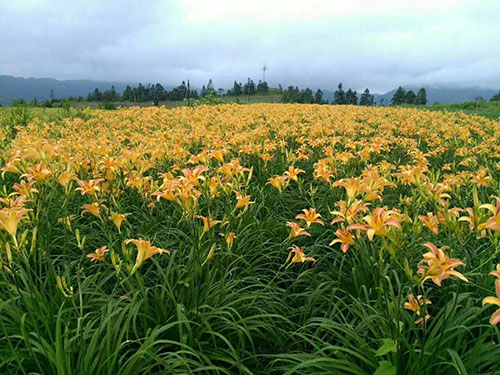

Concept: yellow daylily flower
[[87, 246, 109, 262], [108, 212, 131, 231], [125, 239, 170, 274], [482, 280, 500, 325], [0, 207, 32, 237]]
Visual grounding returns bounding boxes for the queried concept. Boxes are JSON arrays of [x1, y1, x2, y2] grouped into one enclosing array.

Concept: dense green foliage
[[422, 100, 500, 120]]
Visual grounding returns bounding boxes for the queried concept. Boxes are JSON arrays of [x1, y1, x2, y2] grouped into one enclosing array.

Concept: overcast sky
[[1, 0, 499, 92]]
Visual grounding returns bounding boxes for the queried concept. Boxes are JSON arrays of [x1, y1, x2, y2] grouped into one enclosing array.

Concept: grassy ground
[[416, 101, 500, 120], [1, 104, 500, 374]]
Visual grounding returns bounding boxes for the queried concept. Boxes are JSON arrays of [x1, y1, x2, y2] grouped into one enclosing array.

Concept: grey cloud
[[1, 0, 499, 93]]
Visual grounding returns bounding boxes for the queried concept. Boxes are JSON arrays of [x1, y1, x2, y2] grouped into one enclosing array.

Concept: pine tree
[[391, 86, 406, 105], [207, 79, 214, 94], [243, 78, 256, 95], [256, 80, 269, 93], [233, 81, 243, 96], [333, 83, 347, 105], [93, 88, 103, 101], [416, 88, 427, 105], [123, 85, 134, 101], [283, 86, 300, 103], [405, 90, 417, 105], [314, 89, 323, 104], [346, 89, 358, 105], [301, 88, 314, 103], [359, 88, 374, 106]]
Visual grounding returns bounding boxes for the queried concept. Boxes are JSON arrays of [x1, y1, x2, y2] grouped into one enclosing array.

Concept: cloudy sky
[[1, 0, 499, 92]]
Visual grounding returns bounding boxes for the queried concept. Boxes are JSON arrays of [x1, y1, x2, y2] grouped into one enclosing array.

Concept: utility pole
[[187, 79, 190, 106], [262, 64, 268, 83]]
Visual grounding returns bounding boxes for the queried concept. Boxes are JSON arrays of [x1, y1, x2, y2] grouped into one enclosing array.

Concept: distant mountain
[[321, 86, 498, 105], [373, 86, 499, 105], [322, 90, 334, 104], [1, 75, 499, 107], [0, 75, 177, 106]]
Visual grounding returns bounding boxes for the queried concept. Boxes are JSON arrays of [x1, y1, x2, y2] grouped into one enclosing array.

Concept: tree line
[[390, 86, 427, 105], [87, 82, 200, 105], [86, 78, 274, 105], [281, 83, 376, 106], [23, 76, 500, 108]]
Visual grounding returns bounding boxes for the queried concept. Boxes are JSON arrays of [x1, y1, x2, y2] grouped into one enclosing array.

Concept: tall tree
[[391, 86, 406, 105], [301, 88, 314, 103], [314, 89, 323, 104], [256, 80, 269, 93], [207, 79, 215, 94], [283, 86, 300, 103], [405, 90, 417, 105], [122, 85, 134, 101], [333, 83, 347, 105], [416, 88, 427, 105], [359, 88, 374, 106], [243, 78, 256, 95], [232, 81, 243, 96], [135, 83, 146, 101], [201, 85, 207, 97], [346, 89, 358, 105], [93, 88, 103, 101]]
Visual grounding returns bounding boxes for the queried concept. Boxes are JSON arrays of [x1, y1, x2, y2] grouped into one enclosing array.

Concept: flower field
[[1, 104, 500, 374]]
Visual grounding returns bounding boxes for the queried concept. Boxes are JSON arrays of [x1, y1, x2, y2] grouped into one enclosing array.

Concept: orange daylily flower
[[87, 246, 109, 262], [284, 166, 305, 181], [75, 179, 105, 197], [234, 192, 254, 210], [393, 165, 428, 185], [458, 207, 486, 232], [0, 207, 32, 237], [285, 245, 315, 267], [108, 212, 131, 231], [81, 201, 105, 218], [196, 215, 222, 235], [267, 175, 289, 192], [331, 200, 369, 225], [181, 165, 209, 186], [417, 242, 468, 286], [489, 264, 500, 279], [329, 228, 354, 253], [482, 279, 500, 325], [23, 162, 52, 181], [286, 221, 311, 240], [348, 207, 401, 241], [418, 213, 440, 235], [0, 158, 22, 178], [471, 167, 491, 187], [125, 239, 170, 274], [0, 196, 27, 209], [58, 170, 77, 187], [333, 177, 367, 201], [404, 294, 431, 325], [11, 180, 39, 197], [295, 208, 324, 228], [219, 232, 236, 249], [480, 197, 500, 231]]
